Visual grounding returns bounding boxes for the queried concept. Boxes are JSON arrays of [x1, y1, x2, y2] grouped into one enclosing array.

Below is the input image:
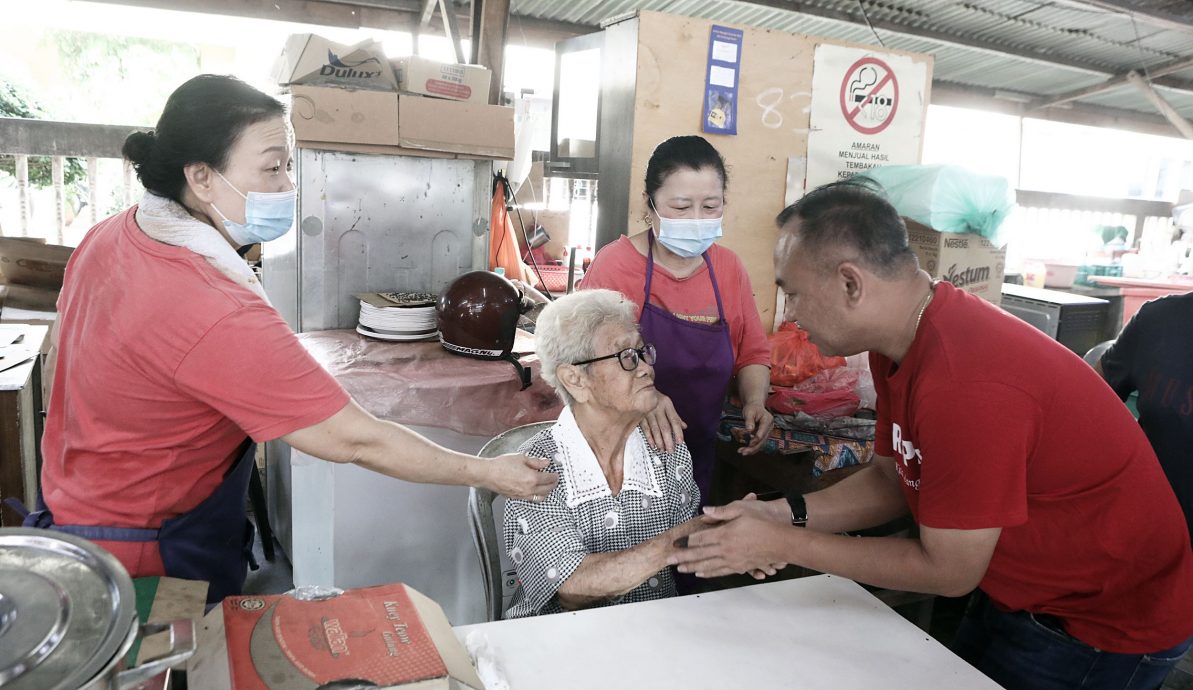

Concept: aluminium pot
[[0, 527, 195, 690]]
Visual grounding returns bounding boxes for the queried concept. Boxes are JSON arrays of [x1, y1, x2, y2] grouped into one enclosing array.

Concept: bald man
[[671, 180, 1193, 690]]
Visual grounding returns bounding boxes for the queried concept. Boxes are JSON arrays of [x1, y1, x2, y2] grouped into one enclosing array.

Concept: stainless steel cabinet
[[264, 148, 490, 331]]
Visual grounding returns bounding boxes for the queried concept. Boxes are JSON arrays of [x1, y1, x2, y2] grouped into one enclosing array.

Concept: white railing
[[1, 117, 142, 244]]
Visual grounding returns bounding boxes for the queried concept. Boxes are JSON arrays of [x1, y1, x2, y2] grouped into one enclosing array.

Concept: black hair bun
[[121, 130, 156, 167]]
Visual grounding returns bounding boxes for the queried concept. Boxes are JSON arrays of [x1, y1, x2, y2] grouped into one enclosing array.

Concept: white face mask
[[649, 198, 724, 258]]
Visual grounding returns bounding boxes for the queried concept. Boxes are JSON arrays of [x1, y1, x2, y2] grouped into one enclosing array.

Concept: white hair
[[536, 289, 638, 406]]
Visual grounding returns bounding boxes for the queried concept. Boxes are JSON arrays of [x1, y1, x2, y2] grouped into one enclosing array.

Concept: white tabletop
[[454, 575, 1000, 690]]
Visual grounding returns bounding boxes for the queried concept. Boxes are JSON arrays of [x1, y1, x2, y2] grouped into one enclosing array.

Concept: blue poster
[[702, 25, 744, 136]]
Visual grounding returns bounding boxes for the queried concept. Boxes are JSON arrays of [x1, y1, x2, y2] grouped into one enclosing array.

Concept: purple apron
[[18, 439, 258, 604], [640, 233, 735, 505]]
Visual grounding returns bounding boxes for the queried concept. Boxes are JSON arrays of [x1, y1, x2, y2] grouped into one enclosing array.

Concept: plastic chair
[[467, 421, 554, 622], [1083, 339, 1116, 368]]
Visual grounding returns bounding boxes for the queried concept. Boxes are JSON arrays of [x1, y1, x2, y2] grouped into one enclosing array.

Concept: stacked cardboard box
[[393, 55, 492, 104], [275, 34, 512, 160], [904, 218, 1006, 306]]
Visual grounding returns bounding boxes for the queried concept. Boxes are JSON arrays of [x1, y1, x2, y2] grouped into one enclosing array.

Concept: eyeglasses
[[573, 343, 657, 372]]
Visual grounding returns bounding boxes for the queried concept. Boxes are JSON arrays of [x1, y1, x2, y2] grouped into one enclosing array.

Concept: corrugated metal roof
[[507, 0, 1193, 126]]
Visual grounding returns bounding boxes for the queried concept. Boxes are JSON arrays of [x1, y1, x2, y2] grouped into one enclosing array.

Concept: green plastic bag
[[860, 164, 1016, 247]]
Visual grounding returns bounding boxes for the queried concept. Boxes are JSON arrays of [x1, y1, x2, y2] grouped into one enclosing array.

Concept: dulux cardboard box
[[904, 218, 1006, 306], [220, 583, 484, 690], [274, 33, 398, 92], [289, 84, 514, 160], [393, 56, 492, 104]]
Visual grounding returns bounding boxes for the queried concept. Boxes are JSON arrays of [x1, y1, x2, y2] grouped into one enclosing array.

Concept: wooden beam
[[0, 118, 142, 158], [85, 0, 419, 30], [474, 0, 511, 103], [470, 0, 483, 64], [83, 0, 587, 49]]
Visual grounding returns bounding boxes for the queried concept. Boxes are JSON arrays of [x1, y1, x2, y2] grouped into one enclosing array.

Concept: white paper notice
[[711, 41, 739, 64], [709, 65, 736, 88], [805, 44, 928, 189]]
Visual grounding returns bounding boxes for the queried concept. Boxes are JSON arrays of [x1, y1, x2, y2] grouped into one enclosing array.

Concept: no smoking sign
[[839, 56, 899, 135]]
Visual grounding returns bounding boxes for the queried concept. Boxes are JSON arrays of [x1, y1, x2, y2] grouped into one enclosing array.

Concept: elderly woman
[[503, 289, 705, 618]]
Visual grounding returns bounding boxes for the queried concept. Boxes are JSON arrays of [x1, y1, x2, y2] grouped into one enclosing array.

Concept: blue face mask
[[649, 199, 724, 258], [210, 170, 296, 246]]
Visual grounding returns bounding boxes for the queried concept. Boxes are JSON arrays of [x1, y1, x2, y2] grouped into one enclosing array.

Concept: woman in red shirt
[[581, 136, 772, 504], [25, 75, 555, 603]]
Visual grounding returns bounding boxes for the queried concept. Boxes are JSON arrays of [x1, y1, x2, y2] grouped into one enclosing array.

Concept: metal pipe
[[1125, 70, 1193, 139], [1034, 55, 1193, 110]]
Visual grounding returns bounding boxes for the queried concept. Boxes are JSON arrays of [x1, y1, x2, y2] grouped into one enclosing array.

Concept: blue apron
[[18, 440, 258, 604]]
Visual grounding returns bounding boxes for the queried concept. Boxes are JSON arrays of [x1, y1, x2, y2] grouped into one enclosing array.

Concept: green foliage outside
[[0, 81, 85, 189], [0, 31, 199, 223], [49, 30, 201, 126]]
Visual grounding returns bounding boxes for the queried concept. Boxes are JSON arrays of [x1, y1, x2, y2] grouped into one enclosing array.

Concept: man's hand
[[670, 500, 791, 577], [640, 394, 687, 453], [481, 453, 558, 501], [739, 402, 774, 455], [715, 495, 789, 579], [703, 493, 791, 526]]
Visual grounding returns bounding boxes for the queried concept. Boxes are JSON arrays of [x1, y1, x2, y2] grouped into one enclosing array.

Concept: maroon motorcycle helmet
[[437, 270, 532, 389]]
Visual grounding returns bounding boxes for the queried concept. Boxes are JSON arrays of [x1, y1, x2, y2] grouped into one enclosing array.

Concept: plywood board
[[626, 11, 933, 328]]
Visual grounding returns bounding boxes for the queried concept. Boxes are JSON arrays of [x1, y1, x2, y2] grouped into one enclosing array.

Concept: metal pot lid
[[0, 528, 137, 690]]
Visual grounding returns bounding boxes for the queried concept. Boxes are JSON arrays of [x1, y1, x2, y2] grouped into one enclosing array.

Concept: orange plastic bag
[[489, 175, 532, 283], [768, 322, 846, 386]]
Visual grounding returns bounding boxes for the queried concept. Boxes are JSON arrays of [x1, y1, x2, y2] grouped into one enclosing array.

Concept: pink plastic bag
[[767, 368, 862, 419]]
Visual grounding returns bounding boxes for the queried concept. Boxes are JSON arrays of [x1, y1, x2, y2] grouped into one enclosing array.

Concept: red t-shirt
[[41, 207, 351, 577], [580, 236, 770, 373], [872, 282, 1193, 653]]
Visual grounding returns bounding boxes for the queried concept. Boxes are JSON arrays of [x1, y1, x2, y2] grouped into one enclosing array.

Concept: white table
[[453, 575, 1000, 690]]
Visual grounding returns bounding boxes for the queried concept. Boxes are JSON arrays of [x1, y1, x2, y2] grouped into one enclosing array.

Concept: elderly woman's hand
[[641, 394, 687, 453], [483, 453, 558, 502], [748, 562, 789, 580], [738, 401, 774, 455]]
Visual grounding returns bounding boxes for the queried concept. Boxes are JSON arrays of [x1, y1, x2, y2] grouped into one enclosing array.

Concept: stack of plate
[[356, 291, 439, 342]]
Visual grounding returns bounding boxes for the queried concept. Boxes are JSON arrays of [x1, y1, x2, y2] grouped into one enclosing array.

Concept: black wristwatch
[[785, 492, 809, 527]]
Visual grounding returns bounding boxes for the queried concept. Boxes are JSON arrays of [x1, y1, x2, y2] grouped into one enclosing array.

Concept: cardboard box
[[0, 238, 72, 325], [222, 583, 483, 690], [274, 33, 397, 92], [0, 237, 72, 290], [905, 218, 1006, 306], [393, 56, 492, 104], [289, 85, 514, 160]]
